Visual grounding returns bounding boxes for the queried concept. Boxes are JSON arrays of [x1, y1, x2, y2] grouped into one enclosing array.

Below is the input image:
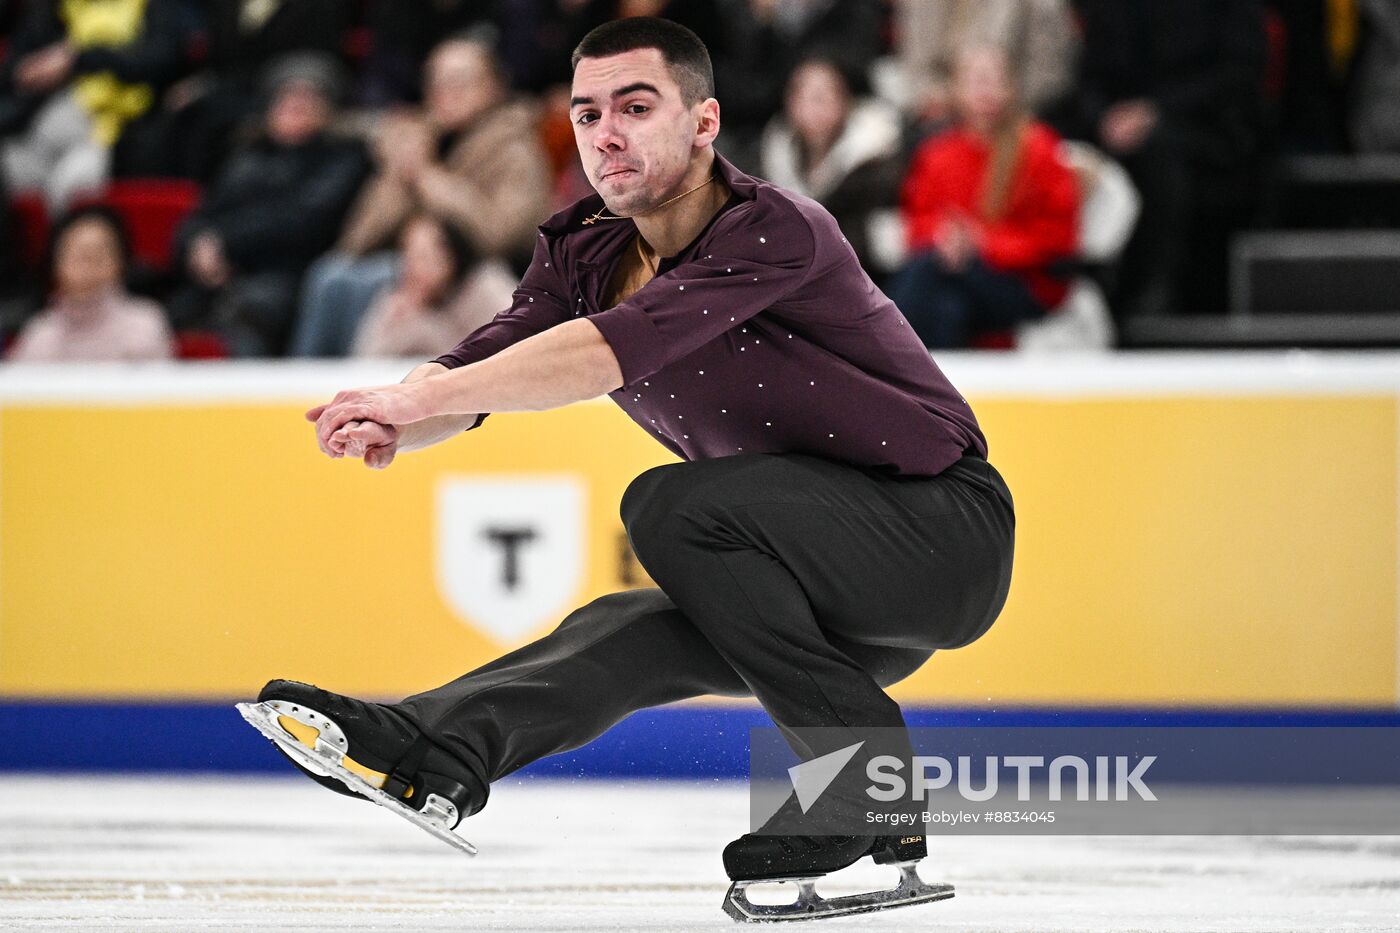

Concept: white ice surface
[[1, 775, 1398, 932]]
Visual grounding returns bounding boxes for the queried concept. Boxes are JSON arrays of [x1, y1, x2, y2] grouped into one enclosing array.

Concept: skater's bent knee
[[620, 463, 685, 532]]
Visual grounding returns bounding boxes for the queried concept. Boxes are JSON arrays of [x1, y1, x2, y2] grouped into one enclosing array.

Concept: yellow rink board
[[0, 371, 1396, 707]]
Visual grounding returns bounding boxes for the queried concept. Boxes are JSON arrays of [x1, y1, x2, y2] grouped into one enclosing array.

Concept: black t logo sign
[[483, 527, 538, 590]]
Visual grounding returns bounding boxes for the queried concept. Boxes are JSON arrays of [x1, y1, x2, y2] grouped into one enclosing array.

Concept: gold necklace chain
[[582, 173, 716, 225]]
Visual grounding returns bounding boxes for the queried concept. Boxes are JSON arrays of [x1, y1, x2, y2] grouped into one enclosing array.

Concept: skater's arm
[[414, 318, 622, 417], [391, 362, 486, 453], [309, 320, 623, 461]]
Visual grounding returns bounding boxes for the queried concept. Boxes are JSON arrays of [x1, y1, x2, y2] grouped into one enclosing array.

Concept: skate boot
[[720, 832, 953, 921], [236, 679, 486, 855]]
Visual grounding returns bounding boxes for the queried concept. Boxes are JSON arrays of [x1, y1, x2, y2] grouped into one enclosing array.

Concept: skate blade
[[235, 700, 478, 856], [722, 861, 953, 923]]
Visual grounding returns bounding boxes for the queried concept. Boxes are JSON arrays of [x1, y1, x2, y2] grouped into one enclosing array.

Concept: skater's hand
[[330, 419, 400, 468], [307, 382, 434, 456]]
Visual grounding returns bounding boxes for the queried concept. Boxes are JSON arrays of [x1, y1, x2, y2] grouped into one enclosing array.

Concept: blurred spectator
[[496, 0, 727, 94], [357, 0, 496, 106], [352, 213, 516, 358], [1352, 0, 1400, 151], [7, 204, 172, 361], [135, 0, 350, 182], [1055, 0, 1267, 317], [890, 46, 1079, 349], [759, 56, 903, 278], [712, 0, 885, 169], [896, 0, 1076, 130], [291, 36, 550, 357], [169, 53, 369, 356], [0, 0, 189, 211]]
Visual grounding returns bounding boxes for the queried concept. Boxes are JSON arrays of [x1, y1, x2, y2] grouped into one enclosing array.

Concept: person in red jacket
[[890, 45, 1079, 349]]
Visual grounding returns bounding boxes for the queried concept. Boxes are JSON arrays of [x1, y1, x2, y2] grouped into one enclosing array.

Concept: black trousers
[[396, 451, 1015, 800]]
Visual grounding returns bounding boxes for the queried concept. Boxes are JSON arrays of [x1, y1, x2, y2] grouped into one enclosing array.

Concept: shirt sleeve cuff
[[586, 304, 666, 387], [426, 358, 488, 431], [433, 353, 463, 370]]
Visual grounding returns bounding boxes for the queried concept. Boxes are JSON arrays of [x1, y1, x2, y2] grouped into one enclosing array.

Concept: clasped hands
[[305, 381, 436, 469]]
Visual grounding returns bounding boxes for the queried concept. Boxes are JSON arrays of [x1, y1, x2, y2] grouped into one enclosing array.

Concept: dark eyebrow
[[570, 82, 662, 108]]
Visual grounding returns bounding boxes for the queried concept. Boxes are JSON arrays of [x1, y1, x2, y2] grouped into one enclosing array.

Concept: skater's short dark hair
[[571, 17, 714, 107]]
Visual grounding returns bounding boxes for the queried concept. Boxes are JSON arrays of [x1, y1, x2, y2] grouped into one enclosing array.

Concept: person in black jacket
[[0, 0, 191, 210], [137, 0, 350, 182], [1054, 0, 1268, 319], [169, 53, 370, 357]]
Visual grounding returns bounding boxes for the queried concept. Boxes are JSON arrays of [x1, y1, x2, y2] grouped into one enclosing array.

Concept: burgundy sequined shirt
[[433, 151, 986, 477]]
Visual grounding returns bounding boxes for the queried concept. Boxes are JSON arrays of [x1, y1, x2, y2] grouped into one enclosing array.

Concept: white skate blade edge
[[235, 700, 478, 856], [722, 861, 953, 922]]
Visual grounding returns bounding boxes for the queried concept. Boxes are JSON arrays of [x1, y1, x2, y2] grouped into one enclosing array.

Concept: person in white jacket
[[759, 56, 904, 279]]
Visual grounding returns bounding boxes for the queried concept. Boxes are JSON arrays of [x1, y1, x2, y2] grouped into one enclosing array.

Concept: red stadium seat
[[75, 179, 202, 275], [970, 329, 1016, 351], [10, 191, 49, 274], [172, 330, 229, 360]]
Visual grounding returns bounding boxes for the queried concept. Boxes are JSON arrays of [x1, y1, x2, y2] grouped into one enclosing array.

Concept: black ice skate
[[236, 680, 486, 855], [720, 832, 953, 922]]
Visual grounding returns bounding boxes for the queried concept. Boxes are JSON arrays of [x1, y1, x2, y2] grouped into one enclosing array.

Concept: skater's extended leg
[[395, 587, 749, 782], [394, 581, 936, 778]]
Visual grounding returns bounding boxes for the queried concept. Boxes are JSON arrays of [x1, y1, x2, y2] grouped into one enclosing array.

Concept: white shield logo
[[434, 475, 586, 644]]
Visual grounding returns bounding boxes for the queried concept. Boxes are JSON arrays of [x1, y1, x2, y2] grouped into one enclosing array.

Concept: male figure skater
[[240, 17, 1014, 922]]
